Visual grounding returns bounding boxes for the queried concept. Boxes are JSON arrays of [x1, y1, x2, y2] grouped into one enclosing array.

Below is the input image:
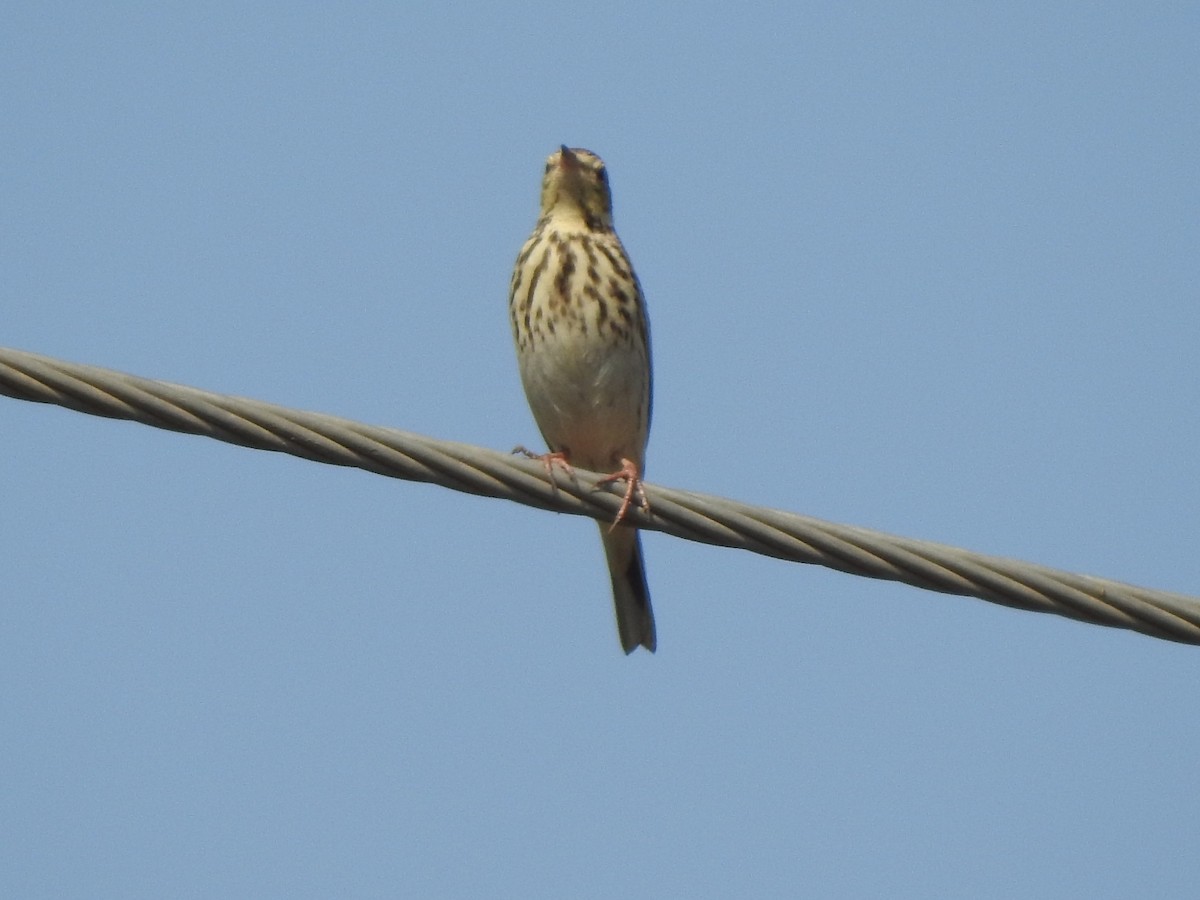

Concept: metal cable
[[3, 344, 1198, 645]]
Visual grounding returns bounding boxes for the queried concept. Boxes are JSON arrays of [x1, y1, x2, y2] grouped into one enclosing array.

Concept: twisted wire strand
[[3, 344, 1198, 646]]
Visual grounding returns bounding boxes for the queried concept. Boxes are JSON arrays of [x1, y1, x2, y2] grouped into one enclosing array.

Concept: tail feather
[[601, 526, 656, 654]]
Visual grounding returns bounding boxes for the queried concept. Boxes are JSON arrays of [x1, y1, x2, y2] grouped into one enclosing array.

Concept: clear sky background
[[3, 4, 1198, 897]]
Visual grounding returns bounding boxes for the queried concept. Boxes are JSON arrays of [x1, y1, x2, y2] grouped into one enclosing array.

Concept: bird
[[509, 146, 656, 654]]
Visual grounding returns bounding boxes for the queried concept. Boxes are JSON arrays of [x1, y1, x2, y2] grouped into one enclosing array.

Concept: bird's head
[[538, 145, 614, 231]]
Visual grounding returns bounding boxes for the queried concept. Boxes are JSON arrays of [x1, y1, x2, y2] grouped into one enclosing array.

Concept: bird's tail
[[601, 525, 656, 654]]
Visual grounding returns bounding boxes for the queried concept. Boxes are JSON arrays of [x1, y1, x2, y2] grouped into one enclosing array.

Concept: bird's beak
[[559, 145, 577, 168]]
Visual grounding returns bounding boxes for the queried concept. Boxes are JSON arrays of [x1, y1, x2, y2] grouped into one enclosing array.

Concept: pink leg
[[594, 457, 650, 531], [513, 445, 575, 494]]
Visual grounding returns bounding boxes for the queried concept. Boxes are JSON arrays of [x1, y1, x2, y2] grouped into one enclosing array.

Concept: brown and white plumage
[[509, 146, 656, 653]]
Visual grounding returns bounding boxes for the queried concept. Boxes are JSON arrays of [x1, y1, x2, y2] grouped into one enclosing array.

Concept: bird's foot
[[594, 458, 650, 531], [513, 446, 575, 495]]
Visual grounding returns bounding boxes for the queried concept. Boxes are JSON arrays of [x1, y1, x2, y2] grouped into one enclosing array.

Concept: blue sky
[[3, 3, 1198, 897]]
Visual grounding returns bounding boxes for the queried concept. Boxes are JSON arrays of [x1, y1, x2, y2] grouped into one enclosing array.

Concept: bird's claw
[[513, 446, 575, 495], [594, 458, 650, 532]]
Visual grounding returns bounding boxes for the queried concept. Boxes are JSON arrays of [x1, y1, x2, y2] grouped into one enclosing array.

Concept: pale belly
[[518, 329, 649, 473]]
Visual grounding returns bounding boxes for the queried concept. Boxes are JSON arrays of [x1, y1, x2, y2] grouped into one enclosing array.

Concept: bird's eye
[[597, 166, 608, 183]]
